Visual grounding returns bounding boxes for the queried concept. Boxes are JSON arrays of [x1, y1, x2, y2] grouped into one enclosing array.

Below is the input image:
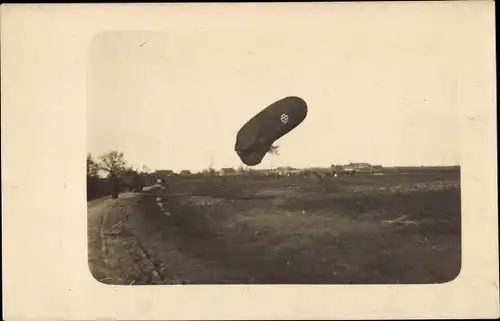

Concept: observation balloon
[[235, 96, 308, 166]]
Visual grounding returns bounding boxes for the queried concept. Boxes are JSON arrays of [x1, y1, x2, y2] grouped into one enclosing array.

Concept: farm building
[[219, 167, 237, 176], [347, 163, 372, 172], [157, 169, 176, 177], [331, 163, 375, 174]]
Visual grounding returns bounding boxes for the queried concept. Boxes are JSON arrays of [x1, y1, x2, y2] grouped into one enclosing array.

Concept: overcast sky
[[87, 7, 464, 173]]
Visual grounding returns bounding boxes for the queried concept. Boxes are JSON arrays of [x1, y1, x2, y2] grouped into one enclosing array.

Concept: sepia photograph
[[2, 2, 498, 320], [87, 26, 462, 285]]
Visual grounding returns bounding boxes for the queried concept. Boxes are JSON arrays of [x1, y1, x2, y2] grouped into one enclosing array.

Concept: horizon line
[[149, 164, 461, 173]]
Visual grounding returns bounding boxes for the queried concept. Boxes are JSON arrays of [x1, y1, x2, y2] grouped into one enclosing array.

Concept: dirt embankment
[[88, 192, 238, 285], [88, 193, 166, 285]]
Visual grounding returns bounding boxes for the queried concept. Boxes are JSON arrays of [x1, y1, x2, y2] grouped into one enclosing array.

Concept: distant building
[[273, 166, 297, 176], [179, 170, 192, 176], [156, 169, 175, 176], [288, 169, 303, 176], [331, 162, 375, 174], [219, 167, 237, 176], [331, 164, 343, 173], [351, 162, 371, 169]]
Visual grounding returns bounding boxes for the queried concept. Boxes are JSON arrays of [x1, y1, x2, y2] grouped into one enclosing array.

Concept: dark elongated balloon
[[235, 96, 308, 166]]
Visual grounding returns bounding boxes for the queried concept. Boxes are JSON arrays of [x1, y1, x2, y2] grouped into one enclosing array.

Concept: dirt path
[[87, 193, 166, 285], [87, 192, 239, 284]]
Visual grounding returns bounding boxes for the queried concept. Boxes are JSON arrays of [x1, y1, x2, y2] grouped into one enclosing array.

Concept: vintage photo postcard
[[2, 2, 498, 320]]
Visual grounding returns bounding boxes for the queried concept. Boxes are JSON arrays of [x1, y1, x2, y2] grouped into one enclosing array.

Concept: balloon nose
[[237, 149, 263, 166]]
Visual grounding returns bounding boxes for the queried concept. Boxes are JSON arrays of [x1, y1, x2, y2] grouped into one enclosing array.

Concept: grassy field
[[89, 169, 461, 285]]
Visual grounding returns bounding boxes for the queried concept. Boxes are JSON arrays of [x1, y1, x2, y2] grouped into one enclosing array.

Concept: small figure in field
[[157, 176, 169, 192]]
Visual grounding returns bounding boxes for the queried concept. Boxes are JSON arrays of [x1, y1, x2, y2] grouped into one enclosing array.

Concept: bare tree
[[208, 167, 217, 176], [266, 145, 280, 171], [98, 150, 129, 199], [86, 153, 99, 178], [236, 165, 247, 174], [267, 145, 280, 156], [87, 153, 108, 200], [122, 167, 145, 192]]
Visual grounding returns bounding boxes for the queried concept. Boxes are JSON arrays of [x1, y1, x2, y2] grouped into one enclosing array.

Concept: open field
[[88, 169, 461, 285]]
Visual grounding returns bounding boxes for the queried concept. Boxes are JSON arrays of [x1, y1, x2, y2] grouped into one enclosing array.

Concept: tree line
[[86, 145, 282, 200], [86, 150, 149, 200]]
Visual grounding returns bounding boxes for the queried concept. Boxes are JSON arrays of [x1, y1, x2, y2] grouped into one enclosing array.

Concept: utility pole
[[208, 150, 215, 176], [209, 150, 213, 169]]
